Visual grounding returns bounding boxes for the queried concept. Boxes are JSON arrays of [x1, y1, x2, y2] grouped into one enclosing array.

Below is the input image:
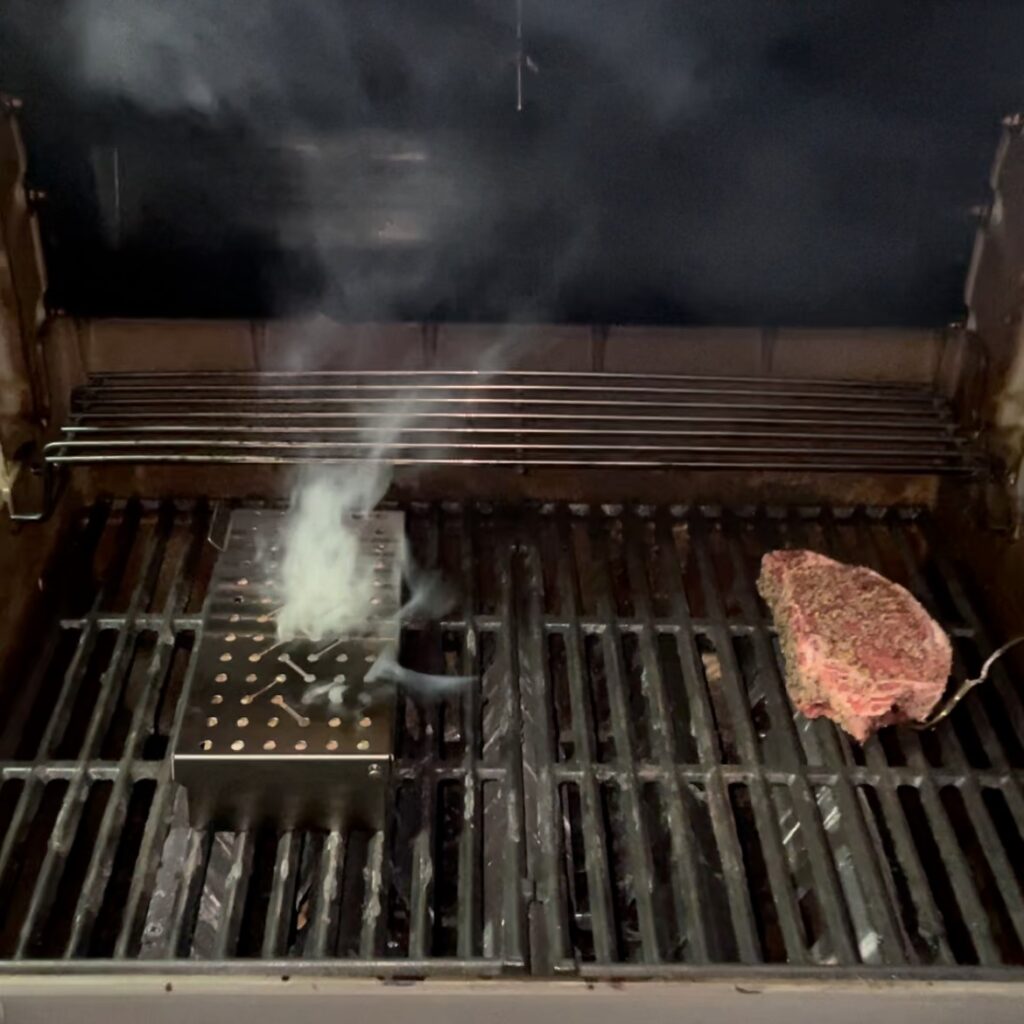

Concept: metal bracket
[[0, 445, 56, 521]]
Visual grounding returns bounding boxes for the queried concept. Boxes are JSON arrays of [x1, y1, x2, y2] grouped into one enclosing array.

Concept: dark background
[[1, 0, 1023, 325]]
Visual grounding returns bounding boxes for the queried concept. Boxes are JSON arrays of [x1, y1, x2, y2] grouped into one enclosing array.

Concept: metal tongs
[[911, 634, 1024, 729]]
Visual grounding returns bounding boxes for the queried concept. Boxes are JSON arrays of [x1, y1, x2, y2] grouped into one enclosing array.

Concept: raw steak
[[757, 550, 951, 742]]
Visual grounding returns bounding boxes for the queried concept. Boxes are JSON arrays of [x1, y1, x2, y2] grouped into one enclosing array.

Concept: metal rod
[[13, 504, 171, 958], [59, 423, 967, 448], [45, 438, 968, 459], [262, 830, 300, 958], [211, 830, 254, 960], [583, 513, 667, 963], [623, 512, 711, 962], [67, 503, 207, 956], [494, 533, 529, 966], [407, 777, 436, 960], [84, 367, 938, 393], [67, 408, 954, 429], [76, 377, 942, 403], [359, 831, 386, 958], [689, 512, 811, 964], [555, 510, 618, 963], [45, 454, 976, 475], [308, 830, 343, 958], [455, 506, 481, 960], [518, 516, 569, 971], [654, 512, 762, 964]]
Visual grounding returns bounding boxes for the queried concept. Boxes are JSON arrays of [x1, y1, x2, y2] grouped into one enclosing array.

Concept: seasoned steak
[[757, 550, 951, 742]]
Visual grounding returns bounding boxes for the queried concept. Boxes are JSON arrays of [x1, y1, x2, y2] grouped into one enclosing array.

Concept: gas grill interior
[[2, 110, 1024, 989]]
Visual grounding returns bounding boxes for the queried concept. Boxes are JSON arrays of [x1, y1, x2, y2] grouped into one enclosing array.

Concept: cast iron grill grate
[[0, 499, 1022, 978]]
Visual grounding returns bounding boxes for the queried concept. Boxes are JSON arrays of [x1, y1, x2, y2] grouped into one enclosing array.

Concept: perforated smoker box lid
[[173, 508, 404, 832]]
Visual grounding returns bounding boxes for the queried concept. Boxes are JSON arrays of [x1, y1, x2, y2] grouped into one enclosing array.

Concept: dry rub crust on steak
[[757, 550, 951, 742]]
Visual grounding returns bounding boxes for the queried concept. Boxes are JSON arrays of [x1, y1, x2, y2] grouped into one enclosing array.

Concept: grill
[[45, 370, 981, 474], [1, 498, 1022, 977]]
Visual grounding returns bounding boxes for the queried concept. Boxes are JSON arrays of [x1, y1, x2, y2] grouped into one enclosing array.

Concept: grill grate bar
[[115, 506, 217, 963], [886, 535, 1024, 954], [145, 800, 205, 958], [405, 510, 441, 963], [585, 517, 663, 963], [261, 831, 300, 958], [622, 515, 711, 962], [13, 503, 172, 959], [407, 778, 436, 960], [519, 521, 570, 971], [206, 831, 254, 960], [65, 505, 207, 957], [653, 513, 763, 962], [810, 511, 956, 963], [359, 831, 386, 958], [307, 830, 343, 958], [554, 510, 618, 963], [853, 517, 1002, 965], [494, 539, 528, 966], [455, 509, 481, 960], [689, 516, 813, 963], [0, 505, 120, 893]]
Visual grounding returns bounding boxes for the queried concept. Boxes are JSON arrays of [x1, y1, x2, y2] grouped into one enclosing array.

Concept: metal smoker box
[[173, 508, 402, 832]]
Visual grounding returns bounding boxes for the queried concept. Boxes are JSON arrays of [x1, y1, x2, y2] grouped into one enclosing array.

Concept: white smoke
[[269, 457, 474, 706], [274, 463, 389, 643]]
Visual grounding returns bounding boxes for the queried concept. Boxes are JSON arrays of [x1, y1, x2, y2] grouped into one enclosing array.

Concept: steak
[[757, 550, 952, 742]]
